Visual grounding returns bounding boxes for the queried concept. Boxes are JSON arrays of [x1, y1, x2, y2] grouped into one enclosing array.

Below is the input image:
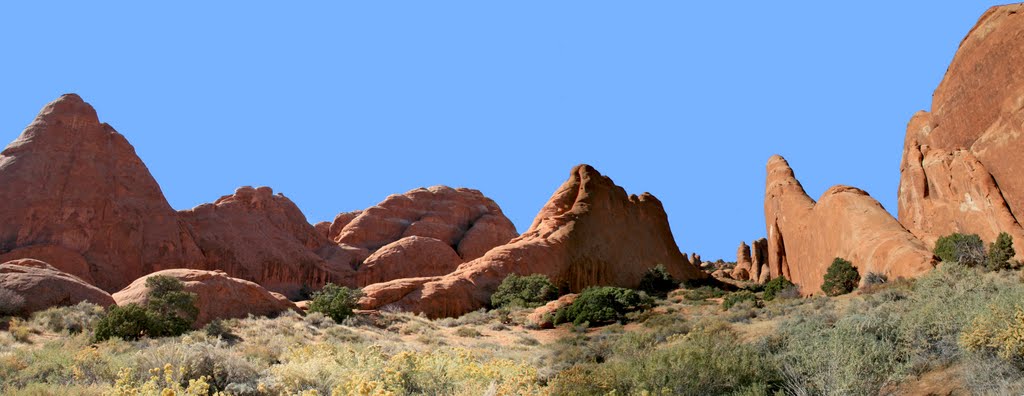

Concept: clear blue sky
[[0, 2, 1000, 261]]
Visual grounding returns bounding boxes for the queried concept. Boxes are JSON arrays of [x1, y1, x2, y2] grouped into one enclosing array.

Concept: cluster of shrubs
[[94, 276, 199, 341], [933, 231, 1018, 271], [553, 286, 654, 326]]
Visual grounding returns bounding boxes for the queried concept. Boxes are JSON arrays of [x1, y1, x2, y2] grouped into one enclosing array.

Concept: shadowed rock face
[[112, 269, 297, 327], [898, 4, 1024, 253], [0, 94, 205, 291], [766, 156, 936, 294], [361, 164, 707, 318], [0, 258, 115, 316]]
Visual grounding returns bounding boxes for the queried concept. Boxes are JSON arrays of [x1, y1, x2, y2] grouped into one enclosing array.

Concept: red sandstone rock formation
[[766, 155, 936, 294], [0, 94, 204, 292], [113, 269, 297, 327], [179, 186, 349, 297], [751, 238, 768, 283], [898, 4, 1024, 254], [361, 164, 707, 317], [0, 259, 114, 315], [732, 242, 753, 280], [356, 236, 463, 287]]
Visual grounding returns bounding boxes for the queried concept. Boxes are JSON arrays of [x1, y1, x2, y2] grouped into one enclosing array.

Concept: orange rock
[[750, 238, 768, 283], [527, 294, 578, 329], [0, 259, 114, 316], [356, 236, 463, 287], [179, 186, 350, 297], [766, 156, 936, 294], [0, 95, 205, 292], [361, 165, 707, 317], [732, 242, 752, 280], [898, 4, 1024, 255], [112, 269, 297, 327]]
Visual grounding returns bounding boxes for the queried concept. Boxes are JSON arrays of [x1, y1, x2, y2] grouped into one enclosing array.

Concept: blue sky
[[0, 2, 1000, 260]]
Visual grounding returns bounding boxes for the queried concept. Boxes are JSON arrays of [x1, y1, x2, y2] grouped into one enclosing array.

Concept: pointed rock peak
[[35, 93, 100, 126]]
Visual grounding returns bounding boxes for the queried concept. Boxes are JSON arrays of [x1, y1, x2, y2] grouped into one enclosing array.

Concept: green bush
[[94, 304, 155, 341], [683, 286, 727, 301], [987, 232, 1016, 271], [722, 290, 757, 310], [637, 265, 679, 298], [934, 233, 986, 267], [489, 274, 558, 309], [94, 276, 198, 342], [762, 277, 796, 301], [822, 258, 860, 297], [548, 325, 782, 395], [143, 275, 199, 337], [553, 287, 653, 326], [308, 283, 363, 323]]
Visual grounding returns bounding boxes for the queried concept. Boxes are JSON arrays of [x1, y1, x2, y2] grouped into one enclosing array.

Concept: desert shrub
[[987, 232, 1017, 271], [637, 264, 679, 298], [682, 286, 727, 301], [130, 339, 261, 392], [263, 343, 539, 395], [308, 283, 363, 323], [762, 277, 796, 301], [143, 275, 199, 337], [94, 304, 154, 342], [0, 288, 25, 317], [455, 326, 482, 338], [822, 258, 860, 296], [959, 352, 1024, 395], [778, 310, 908, 396], [722, 290, 757, 310], [934, 232, 986, 267], [864, 272, 888, 286], [32, 302, 105, 334], [490, 274, 558, 309], [9, 318, 33, 343], [94, 276, 198, 342], [553, 287, 653, 326], [548, 326, 781, 395]]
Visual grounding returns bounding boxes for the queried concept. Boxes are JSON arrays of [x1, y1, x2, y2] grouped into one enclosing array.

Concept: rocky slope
[[360, 164, 707, 317]]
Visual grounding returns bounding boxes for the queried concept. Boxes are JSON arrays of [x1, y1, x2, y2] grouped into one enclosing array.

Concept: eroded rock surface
[[898, 4, 1024, 253], [766, 156, 936, 294], [361, 164, 707, 317]]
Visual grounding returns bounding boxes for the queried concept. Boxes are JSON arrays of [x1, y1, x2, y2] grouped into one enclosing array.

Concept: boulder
[[765, 155, 936, 294], [0, 259, 114, 316], [898, 4, 1024, 255], [112, 269, 297, 327], [356, 236, 463, 287], [0, 94, 204, 291], [361, 164, 707, 317], [526, 294, 578, 329]]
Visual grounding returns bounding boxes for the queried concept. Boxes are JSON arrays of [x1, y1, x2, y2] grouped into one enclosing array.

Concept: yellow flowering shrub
[[961, 305, 1024, 360], [109, 364, 220, 396], [264, 343, 541, 395]]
